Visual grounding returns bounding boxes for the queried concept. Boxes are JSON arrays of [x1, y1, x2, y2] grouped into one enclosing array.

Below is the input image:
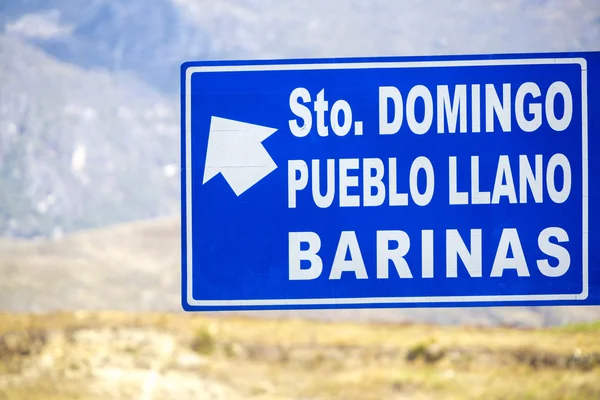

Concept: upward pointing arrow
[[203, 116, 278, 196]]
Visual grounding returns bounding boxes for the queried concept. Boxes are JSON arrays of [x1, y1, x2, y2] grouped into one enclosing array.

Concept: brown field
[[1, 311, 599, 400]]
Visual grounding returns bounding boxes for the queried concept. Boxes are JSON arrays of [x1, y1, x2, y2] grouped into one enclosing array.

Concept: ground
[[1, 311, 599, 400]]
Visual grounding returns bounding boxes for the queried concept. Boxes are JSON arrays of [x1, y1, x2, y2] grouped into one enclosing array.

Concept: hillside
[[0, 217, 180, 312], [1, 217, 599, 327], [0, 35, 179, 238], [0, 0, 195, 237], [1, 311, 600, 399], [1, 0, 210, 93]]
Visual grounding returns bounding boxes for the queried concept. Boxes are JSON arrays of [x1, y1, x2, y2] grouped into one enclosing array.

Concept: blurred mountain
[[0, 217, 181, 312], [0, 35, 179, 237], [1, 0, 210, 93], [0, 0, 216, 237]]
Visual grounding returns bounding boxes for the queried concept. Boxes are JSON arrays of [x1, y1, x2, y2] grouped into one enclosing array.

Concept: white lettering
[[437, 84, 467, 133], [376, 231, 412, 279], [339, 158, 360, 207], [422, 230, 434, 278], [389, 158, 408, 206], [471, 84, 481, 133], [379, 86, 403, 135], [449, 156, 468, 205], [289, 232, 323, 280], [331, 100, 352, 136], [471, 156, 491, 204], [330, 231, 368, 279], [288, 160, 308, 208], [446, 229, 482, 278], [486, 83, 512, 132], [312, 159, 335, 208], [547, 153, 572, 204], [289, 88, 312, 137], [410, 156, 435, 206], [546, 81, 573, 131], [406, 85, 433, 135], [515, 82, 542, 132], [537, 227, 570, 277], [315, 89, 329, 137], [519, 154, 543, 203], [363, 158, 386, 207], [490, 228, 530, 277], [492, 155, 517, 204]]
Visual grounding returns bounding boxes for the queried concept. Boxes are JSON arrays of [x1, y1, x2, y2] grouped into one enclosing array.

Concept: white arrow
[[202, 116, 278, 196]]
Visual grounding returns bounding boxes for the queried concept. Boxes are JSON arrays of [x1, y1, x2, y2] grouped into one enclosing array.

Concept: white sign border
[[184, 57, 588, 307]]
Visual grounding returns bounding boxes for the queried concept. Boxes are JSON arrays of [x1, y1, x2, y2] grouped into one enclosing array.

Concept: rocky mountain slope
[[1, 0, 209, 93], [0, 0, 203, 237], [0, 35, 180, 238]]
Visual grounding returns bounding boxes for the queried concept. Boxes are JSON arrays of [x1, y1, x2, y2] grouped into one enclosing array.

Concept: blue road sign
[[181, 52, 599, 311]]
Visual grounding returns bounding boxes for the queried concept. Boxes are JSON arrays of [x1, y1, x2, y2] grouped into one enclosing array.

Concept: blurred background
[[1, 1, 600, 399]]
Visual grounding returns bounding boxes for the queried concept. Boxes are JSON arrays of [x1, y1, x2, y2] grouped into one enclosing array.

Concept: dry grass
[[0, 311, 599, 399]]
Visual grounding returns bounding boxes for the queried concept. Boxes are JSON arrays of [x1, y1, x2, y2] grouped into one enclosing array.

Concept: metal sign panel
[[181, 52, 599, 311]]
